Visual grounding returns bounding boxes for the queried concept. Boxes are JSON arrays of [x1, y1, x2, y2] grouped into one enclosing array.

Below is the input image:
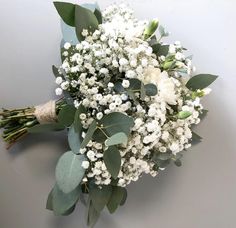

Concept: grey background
[[0, 0, 235, 227]]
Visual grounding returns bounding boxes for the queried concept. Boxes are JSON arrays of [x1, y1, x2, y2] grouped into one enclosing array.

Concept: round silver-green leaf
[[104, 146, 121, 179], [105, 132, 128, 147], [89, 185, 112, 212], [55, 151, 86, 193], [68, 125, 81, 154], [52, 184, 80, 215]]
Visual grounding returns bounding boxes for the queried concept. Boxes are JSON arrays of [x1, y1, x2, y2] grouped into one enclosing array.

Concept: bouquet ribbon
[[34, 100, 57, 124]]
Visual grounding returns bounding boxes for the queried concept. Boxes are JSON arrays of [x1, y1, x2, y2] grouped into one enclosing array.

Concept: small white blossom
[[122, 80, 130, 88], [55, 88, 63, 96], [64, 42, 71, 50], [55, 77, 63, 85], [82, 161, 90, 169]]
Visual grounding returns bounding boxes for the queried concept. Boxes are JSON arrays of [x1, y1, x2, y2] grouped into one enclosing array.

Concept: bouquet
[[0, 2, 217, 227]]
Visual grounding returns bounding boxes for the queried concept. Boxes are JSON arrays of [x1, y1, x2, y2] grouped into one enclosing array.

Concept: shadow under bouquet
[[0, 2, 217, 227]]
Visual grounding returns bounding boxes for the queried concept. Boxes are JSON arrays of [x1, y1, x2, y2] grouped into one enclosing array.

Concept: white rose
[[143, 67, 178, 105]]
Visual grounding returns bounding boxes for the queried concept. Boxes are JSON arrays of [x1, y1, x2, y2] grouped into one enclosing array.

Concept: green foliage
[[120, 188, 127, 206], [186, 74, 218, 91], [75, 5, 99, 41], [114, 82, 125, 93], [115, 79, 157, 100], [199, 109, 208, 120], [144, 19, 159, 40], [55, 151, 86, 193], [81, 120, 97, 148], [103, 146, 121, 179], [51, 184, 80, 215], [93, 112, 134, 143], [68, 125, 81, 154], [105, 132, 128, 147], [46, 189, 53, 211], [156, 44, 170, 57], [89, 185, 112, 212], [107, 186, 125, 213], [178, 111, 192, 119], [52, 65, 61, 78], [28, 123, 65, 133], [54, 2, 75, 27], [74, 104, 86, 133], [58, 104, 76, 127], [87, 200, 100, 228], [144, 83, 157, 96], [152, 152, 172, 168], [174, 159, 182, 167], [94, 8, 102, 24], [192, 131, 202, 145], [159, 25, 169, 37], [156, 153, 172, 161]]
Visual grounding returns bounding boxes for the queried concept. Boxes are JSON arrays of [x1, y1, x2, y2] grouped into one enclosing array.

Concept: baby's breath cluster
[[54, 4, 210, 187]]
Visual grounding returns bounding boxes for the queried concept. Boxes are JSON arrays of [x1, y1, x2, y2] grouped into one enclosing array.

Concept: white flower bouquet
[[0, 2, 217, 227]]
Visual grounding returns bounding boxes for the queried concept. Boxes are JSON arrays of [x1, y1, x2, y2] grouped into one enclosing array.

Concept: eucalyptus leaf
[[28, 123, 65, 133], [54, 2, 75, 27], [94, 8, 102, 24], [114, 82, 125, 93], [63, 91, 74, 105], [52, 65, 61, 78], [75, 5, 99, 41], [149, 36, 160, 53], [199, 109, 208, 120], [192, 131, 202, 145], [107, 186, 124, 214], [154, 44, 170, 57], [58, 104, 76, 127], [144, 83, 157, 96], [105, 132, 128, 147], [59, 205, 76, 216], [81, 120, 97, 148], [87, 200, 100, 228], [128, 78, 141, 91], [52, 184, 80, 215], [159, 25, 169, 37], [61, 20, 78, 45], [120, 188, 127, 206], [104, 146, 121, 179], [89, 185, 112, 212], [55, 151, 86, 193], [100, 112, 134, 136], [157, 153, 172, 161], [174, 159, 182, 167], [155, 159, 171, 168], [46, 189, 53, 211], [94, 112, 134, 143], [79, 192, 88, 206], [186, 74, 218, 91], [74, 105, 86, 133], [68, 125, 81, 154]]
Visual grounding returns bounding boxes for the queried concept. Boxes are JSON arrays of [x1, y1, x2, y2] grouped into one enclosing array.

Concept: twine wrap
[[34, 100, 57, 124]]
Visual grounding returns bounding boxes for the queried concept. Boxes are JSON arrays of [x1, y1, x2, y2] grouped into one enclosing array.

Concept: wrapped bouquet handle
[[34, 100, 57, 124], [0, 99, 65, 148]]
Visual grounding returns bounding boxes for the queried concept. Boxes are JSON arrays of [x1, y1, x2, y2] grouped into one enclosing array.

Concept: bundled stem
[[0, 99, 66, 148]]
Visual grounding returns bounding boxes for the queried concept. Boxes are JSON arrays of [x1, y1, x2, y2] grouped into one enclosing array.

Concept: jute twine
[[34, 100, 57, 124]]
